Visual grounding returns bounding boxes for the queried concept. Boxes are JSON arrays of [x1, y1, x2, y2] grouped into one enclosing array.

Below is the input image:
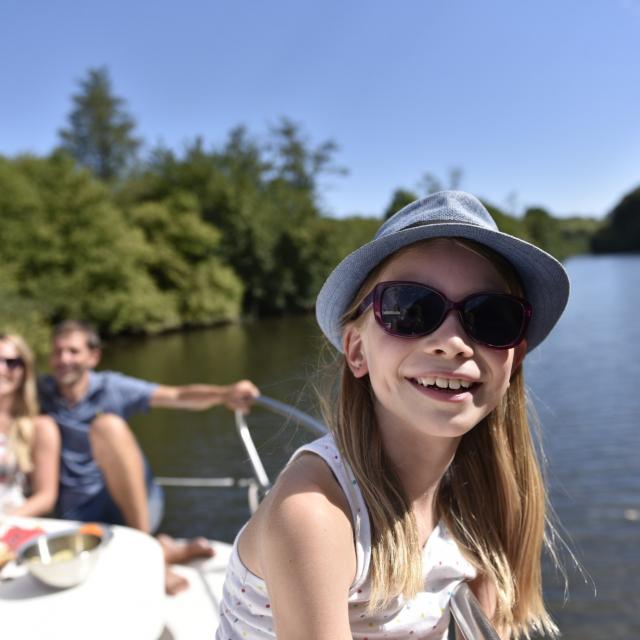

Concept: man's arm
[[149, 379, 259, 413]]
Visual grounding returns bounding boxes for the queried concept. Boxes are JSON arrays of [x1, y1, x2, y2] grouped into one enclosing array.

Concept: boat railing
[[156, 395, 326, 513], [156, 395, 499, 640], [450, 582, 501, 640]]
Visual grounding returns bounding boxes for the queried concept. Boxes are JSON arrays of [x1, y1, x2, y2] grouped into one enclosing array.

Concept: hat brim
[[316, 222, 569, 353]]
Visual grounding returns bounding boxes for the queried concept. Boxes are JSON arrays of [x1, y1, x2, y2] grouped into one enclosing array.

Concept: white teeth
[[416, 377, 473, 390]]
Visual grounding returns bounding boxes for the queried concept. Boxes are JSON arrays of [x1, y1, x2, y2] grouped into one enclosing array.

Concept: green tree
[[418, 167, 464, 195], [482, 201, 529, 239], [127, 193, 243, 326], [267, 215, 382, 312], [58, 67, 141, 181], [384, 188, 419, 220], [483, 200, 597, 261], [0, 154, 177, 334], [266, 117, 347, 193], [557, 216, 602, 256], [0, 271, 51, 358], [122, 122, 348, 315], [592, 185, 640, 253], [523, 207, 564, 258]]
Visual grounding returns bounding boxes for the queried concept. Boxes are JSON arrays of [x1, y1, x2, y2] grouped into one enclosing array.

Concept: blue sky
[[1, 0, 639, 219]]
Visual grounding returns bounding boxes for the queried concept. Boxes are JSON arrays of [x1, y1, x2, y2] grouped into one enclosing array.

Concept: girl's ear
[[343, 326, 369, 378]]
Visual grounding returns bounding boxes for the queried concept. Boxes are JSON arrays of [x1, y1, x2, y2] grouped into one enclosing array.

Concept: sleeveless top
[[0, 432, 28, 513], [217, 434, 477, 639]]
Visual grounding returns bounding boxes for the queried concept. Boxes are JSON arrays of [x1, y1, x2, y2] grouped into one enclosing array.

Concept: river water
[[102, 254, 640, 640]]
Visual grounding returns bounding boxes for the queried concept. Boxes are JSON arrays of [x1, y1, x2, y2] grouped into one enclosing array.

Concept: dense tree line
[[1, 67, 630, 354], [385, 188, 601, 261], [0, 69, 381, 351]]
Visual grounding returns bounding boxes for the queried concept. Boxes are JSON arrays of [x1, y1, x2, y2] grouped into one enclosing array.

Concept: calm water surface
[[102, 255, 640, 640]]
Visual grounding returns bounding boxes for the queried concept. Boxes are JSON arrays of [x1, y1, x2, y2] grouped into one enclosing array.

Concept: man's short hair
[[53, 320, 102, 350]]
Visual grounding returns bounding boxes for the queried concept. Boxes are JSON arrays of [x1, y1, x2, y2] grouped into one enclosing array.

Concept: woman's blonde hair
[[0, 333, 39, 473], [321, 238, 559, 638]]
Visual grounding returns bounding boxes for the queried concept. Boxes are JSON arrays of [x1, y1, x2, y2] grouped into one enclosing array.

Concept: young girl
[[217, 191, 569, 639], [0, 333, 60, 517]]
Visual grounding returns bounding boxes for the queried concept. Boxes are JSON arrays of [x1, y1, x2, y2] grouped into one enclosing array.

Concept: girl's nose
[[421, 311, 474, 359]]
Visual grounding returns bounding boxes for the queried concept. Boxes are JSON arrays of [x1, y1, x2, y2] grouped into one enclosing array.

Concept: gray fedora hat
[[316, 190, 569, 353]]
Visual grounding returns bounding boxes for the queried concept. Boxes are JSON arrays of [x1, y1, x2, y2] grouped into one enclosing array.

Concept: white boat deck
[[161, 540, 232, 639]]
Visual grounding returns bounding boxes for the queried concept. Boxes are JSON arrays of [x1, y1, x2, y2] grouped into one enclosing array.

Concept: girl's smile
[[408, 373, 479, 402], [345, 239, 514, 441]]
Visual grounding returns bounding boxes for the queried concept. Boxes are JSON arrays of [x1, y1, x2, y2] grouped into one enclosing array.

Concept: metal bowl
[[17, 529, 105, 588]]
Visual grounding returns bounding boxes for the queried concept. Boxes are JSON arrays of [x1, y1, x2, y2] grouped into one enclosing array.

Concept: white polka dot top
[[216, 433, 477, 639]]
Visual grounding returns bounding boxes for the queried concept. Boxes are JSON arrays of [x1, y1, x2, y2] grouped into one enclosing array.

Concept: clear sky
[[1, 0, 639, 219]]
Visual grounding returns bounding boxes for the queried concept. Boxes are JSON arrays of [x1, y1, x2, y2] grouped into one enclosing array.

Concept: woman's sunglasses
[[357, 281, 532, 349], [0, 357, 25, 370]]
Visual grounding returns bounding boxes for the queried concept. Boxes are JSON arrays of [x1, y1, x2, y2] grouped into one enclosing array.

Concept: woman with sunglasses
[[217, 191, 569, 639], [0, 333, 60, 517]]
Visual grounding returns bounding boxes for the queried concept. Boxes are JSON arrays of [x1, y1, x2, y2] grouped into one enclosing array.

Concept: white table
[[0, 516, 165, 640]]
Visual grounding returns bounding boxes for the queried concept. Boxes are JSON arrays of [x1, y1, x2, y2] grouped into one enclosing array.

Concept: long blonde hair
[[0, 333, 39, 473], [321, 238, 559, 638]]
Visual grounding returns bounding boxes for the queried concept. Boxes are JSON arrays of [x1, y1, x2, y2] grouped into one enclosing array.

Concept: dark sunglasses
[[357, 281, 532, 349], [0, 357, 25, 370]]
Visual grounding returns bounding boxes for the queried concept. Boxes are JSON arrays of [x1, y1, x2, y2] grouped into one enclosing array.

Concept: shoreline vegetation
[[1, 68, 638, 355]]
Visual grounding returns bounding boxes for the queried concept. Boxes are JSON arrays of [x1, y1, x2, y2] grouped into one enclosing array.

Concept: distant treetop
[[58, 67, 141, 181]]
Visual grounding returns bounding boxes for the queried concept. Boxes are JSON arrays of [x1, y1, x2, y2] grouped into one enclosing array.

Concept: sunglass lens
[[463, 295, 525, 347], [379, 285, 444, 336], [1, 357, 24, 370]]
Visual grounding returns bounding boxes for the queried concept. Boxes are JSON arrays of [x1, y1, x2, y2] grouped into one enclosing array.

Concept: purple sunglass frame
[[357, 280, 532, 349]]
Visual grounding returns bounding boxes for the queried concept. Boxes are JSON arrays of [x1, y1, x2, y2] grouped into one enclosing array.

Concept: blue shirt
[[38, 371, 158, 515]]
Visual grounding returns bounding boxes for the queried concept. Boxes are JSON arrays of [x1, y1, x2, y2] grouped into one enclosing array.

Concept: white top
[[0, 434, 27, 513], [217, 434, 477, 639]]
